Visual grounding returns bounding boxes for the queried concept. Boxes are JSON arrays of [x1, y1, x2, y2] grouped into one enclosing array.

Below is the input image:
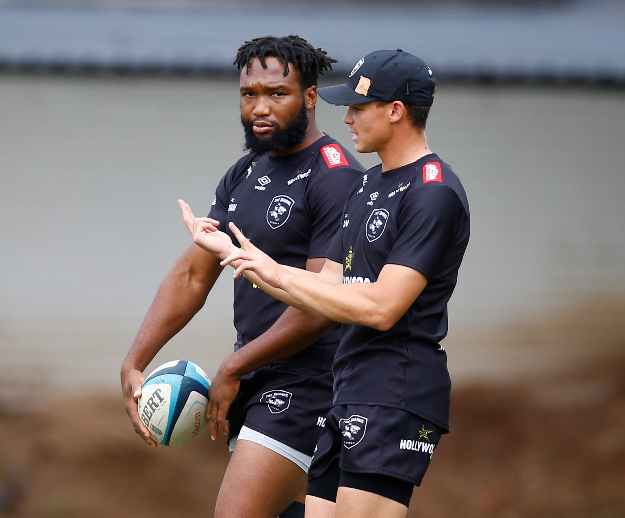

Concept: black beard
[[241, 100, 309, 154]]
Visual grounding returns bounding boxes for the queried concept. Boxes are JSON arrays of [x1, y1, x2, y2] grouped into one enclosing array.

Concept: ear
[[388, 101, 405, 124], [304, 85, 317, 109]]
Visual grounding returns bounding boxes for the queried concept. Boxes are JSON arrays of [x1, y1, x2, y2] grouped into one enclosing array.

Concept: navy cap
[[318, 49, 436, 106]]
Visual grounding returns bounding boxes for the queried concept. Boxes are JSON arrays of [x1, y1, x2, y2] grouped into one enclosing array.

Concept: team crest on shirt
[[260, 390, 292, 414], [339, 415, 368, 449], [266, 195, 295, 229], [366, 208, 389, 242]]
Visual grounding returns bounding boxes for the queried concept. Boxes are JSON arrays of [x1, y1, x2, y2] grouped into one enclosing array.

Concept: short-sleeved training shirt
[[209, 135, 365, 371], [326, 153, 470, 431]]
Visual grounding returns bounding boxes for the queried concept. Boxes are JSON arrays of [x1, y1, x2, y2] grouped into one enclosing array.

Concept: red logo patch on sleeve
[[423, 162, 442, 183], [321, 144, 349, 168]]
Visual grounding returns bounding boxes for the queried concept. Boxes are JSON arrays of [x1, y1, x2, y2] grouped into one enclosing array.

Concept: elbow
[[362, 308, 397, 332]]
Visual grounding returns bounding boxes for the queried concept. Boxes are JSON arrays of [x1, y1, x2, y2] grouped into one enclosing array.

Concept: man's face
[[343, 102, 392, 154], [240, 57, 309, 154]]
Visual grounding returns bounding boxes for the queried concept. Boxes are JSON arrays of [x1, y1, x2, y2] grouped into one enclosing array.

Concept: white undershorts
[[228, 425, 313, 473]]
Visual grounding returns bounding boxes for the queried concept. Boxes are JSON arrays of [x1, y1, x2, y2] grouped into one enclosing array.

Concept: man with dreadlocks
[[121, 35, 364, 518]]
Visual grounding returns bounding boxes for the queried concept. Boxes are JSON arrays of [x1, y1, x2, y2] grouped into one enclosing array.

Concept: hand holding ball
[[137, 360, 211, 446]]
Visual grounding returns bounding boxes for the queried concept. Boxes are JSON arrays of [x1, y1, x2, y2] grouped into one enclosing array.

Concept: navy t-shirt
[[326, 153, 470, 431], [209, 135, 365, 371]]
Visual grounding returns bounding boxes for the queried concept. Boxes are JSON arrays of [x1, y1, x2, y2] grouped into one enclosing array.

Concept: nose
[[343, 107, 354, 125], [253, 96, 271, 117]]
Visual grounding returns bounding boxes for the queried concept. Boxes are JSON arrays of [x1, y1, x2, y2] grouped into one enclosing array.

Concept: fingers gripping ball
[[138, 360, 211, 446]]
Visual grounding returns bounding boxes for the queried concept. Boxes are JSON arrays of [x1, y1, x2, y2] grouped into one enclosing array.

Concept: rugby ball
[[137, 360, 211, 446]]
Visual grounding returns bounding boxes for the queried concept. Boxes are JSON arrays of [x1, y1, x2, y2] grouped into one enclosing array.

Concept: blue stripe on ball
[[143, 373, 183, 444], [164, 377, 209, 445], [184, 362, 210, 390]]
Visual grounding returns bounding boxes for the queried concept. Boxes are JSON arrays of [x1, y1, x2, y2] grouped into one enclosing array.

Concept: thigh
[[229, 364, 333, 457], [336, 405, 443, 487], [335, 487, 408, 518], [304, 495, 335, 518], [215, 439, 307, 518]]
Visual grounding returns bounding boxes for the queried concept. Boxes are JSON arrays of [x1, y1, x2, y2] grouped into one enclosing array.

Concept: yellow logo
[[245, 161, 258, 179], [419, 425, 433, 443], [345, 246, 354, 272]]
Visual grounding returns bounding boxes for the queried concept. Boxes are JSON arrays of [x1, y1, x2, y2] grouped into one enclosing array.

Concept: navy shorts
[[308, 405, 443, 491], [226, 363, 333, 457]]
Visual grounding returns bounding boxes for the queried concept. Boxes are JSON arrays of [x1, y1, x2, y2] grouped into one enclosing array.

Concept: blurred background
[[1, 0, 624, 516]]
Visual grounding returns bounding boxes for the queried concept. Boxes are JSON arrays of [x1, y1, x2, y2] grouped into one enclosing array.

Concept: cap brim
[[317, 83, 376, 106]]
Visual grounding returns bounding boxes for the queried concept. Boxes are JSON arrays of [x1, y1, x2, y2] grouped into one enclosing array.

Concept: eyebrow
[[240, 83, 291, 92]]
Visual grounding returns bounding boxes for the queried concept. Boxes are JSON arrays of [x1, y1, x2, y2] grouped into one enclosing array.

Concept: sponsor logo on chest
[[228, 198, 237, 212], [343, 275, 371, 284], [287, 168, 311, 186], [388, 181, 411, 198]]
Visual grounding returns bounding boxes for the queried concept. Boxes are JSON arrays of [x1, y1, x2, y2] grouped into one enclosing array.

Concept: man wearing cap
[[180, 49, 470, 517]]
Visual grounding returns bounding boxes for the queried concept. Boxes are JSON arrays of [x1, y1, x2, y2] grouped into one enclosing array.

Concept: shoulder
[[227, 152, 260, 179], [313, 136, 366, 177], [408, 156, 469, 216]]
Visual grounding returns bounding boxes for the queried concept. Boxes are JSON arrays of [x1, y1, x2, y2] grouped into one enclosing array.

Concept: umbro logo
[[255, 175, 271, 191], [367, 191, 379, 206]]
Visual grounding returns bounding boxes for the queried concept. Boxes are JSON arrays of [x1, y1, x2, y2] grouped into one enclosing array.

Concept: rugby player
[[180, 49, 470, 518], [121, 36, 364, 518]]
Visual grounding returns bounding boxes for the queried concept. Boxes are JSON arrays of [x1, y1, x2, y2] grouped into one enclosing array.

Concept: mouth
[[252, 120, 274, 135]]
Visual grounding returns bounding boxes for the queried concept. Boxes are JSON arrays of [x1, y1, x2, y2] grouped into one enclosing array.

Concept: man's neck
[[379, 129, 431, 172], [269, 121, 324, 158]]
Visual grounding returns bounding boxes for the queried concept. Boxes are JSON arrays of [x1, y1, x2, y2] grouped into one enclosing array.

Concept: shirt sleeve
[[207, 166, 233, 223], [305, 168, 362, 259], [386, 184, 466, 280], [326, 224, 344, 265]]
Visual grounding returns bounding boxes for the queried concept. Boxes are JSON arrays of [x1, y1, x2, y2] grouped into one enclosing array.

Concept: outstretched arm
[[222, 223, 429, 331], [178, 199, 329, 315]]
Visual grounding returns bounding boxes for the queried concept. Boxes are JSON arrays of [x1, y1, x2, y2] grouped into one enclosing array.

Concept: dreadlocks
[[234, 35, 337, 90]]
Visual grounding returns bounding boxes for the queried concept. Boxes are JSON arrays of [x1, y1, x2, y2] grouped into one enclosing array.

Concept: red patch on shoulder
[[321, 144, 349, 168], [423, 162, 442, 183]]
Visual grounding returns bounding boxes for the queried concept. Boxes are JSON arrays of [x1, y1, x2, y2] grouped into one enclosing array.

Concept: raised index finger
[[229, 222, 252, 249], [178, 199, 196, 220]]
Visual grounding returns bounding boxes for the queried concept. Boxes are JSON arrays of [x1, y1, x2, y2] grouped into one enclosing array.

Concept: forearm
[[220, 306, 336, 379], [219, 244, 324, 316], [239, 268, 326, 317], [281, 273, 385, 329]]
